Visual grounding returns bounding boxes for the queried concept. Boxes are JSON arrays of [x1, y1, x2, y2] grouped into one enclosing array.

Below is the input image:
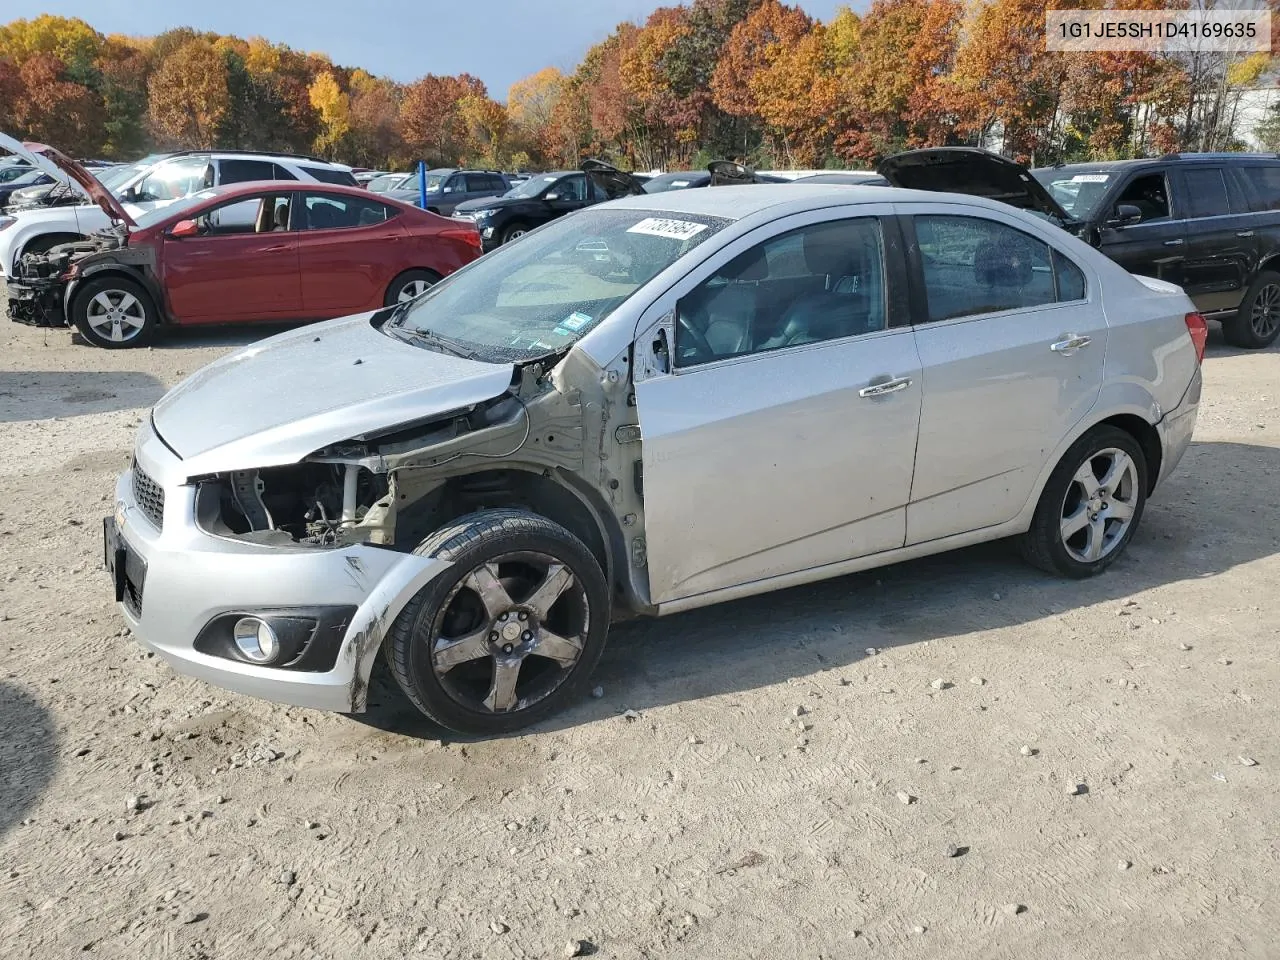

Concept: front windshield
[[425, 174, 445, 192], [387, 207, 732, 362], [131, 189, 219, 229], [506, 174, 560, 199], [1031, 168, 1113, 219], [101, 163, 144, 192]]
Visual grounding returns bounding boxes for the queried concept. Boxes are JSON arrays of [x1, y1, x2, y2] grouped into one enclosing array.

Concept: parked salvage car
[[878, 146, 1280, 348], [104, 182, 1204, 734], [5, 143, 481, 348], [450, 170, 609, 250], [384, 168, 511, 216], [585, 159, 788, 200]]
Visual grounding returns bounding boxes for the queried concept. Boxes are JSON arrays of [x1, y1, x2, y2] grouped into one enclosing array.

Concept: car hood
[[0, 132, 133, 226], [454, 196, 523, 214], [151, 312, 516, 475], [877, 148, 1073, 224]]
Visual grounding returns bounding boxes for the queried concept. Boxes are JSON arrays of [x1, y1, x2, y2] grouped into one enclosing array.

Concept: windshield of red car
[[386, 207, 732, 362]]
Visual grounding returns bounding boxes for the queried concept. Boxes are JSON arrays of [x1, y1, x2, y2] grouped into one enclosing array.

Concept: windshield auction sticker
[[1047, 10, 1271, 53], [627, 218, 709, 240]]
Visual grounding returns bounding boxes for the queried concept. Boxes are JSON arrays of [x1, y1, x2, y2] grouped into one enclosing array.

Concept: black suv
[[385, 168, 510, 217], [451, 171, 607, 251], [879, 148, 1280, 348]]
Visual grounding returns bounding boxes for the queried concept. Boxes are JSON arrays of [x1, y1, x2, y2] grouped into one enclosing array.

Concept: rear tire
[[384, 268, 442, 306], [1223, 269, 1280, 349], [1020, 425, 1148, 579], [385, 509, 610, 735], [70, 275, 157, 349]]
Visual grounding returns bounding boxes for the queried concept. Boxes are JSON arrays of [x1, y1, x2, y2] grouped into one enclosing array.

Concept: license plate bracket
[[103, 517, 127, 603]]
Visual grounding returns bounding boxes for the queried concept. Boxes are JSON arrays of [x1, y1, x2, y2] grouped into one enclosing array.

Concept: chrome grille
[[132, 463, 165, 530]]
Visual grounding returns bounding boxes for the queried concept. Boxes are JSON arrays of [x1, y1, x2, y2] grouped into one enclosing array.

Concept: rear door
[[162, 190, 302, 322], [295, 191, 404, 313], [901, 205, 1106, 545], [633, 206, 923, 603], [1173, 164, 1256, 313]]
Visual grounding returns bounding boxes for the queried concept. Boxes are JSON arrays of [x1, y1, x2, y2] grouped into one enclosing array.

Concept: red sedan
[[8, 172, 482, 348]]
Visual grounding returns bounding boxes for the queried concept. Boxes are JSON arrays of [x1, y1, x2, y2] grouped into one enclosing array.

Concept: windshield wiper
[[389, 325, 482, 361]]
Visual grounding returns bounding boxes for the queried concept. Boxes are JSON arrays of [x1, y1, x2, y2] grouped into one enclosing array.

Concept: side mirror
[[169, 219, 201, 238], [1108, 203, 1143, 228], [442, 186, 454, 194], [544, 192, 560, 201]]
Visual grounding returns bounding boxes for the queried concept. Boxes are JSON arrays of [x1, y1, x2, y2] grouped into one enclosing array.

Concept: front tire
[[384, 268, 442, 306], [1021, 426, 1148, 579], [70, 275, 157, 349], [1223, 270, 1280, 348], [385, 509, 611, 735], [500, 222, 529, 246]]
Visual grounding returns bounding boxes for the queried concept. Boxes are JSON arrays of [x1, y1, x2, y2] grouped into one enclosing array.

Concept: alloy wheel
[[1059, 447, 1140, 564], [85, 289, 147, 344], [1250, 282, 1280, 339], [396, 278, 434, 302], [427, 551, 589, 714]]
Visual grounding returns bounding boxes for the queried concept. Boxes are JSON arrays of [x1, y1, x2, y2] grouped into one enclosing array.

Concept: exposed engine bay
[[5, 227, 133, 327]]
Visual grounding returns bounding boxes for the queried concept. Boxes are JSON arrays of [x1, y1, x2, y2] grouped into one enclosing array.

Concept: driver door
[[632, 207, 923, 605]]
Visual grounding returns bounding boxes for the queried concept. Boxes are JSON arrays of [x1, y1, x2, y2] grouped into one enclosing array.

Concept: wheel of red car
[[70, 275, 157, 349], [384, 268, 442, 307], [384, 509, 611, 735]]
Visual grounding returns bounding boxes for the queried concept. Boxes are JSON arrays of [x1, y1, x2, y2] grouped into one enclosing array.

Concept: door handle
[[261, 244, 290, 252], [859, 376, 912, 398], [1237, 230, 1255, 238], [1051, 335, 1092, 353], [1163, 239, 1184, 246]]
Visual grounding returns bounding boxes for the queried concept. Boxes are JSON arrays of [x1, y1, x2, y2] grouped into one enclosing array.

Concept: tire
[[70, 275, 157, 349], [1223, 269, 1280, 349], [384, 268, 442, 307], [1020, 425, 1148, 579], [385, 509, 611, 735], [500, 222, 529, 246]]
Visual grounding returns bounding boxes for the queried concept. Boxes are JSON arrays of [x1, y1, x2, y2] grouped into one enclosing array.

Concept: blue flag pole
[[418, 160, 427, 209]]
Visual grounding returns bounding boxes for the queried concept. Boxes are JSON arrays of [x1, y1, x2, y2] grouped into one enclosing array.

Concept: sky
[[34, 0, 866, 98]]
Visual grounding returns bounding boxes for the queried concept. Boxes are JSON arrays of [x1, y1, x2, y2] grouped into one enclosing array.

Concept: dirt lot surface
[[1, 315, 1277, 960]]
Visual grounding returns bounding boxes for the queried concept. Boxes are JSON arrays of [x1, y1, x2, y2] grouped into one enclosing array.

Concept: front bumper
[[108, 424, 452, 712], [1155, 364, 1201, 489], [6, 277, 66, 327]]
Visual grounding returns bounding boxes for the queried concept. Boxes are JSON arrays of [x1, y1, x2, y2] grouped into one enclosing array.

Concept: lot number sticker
[[627, 217, 708, 240]]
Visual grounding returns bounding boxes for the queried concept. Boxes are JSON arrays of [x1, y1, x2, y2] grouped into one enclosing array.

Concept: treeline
[[1, 1, 1278, 173]]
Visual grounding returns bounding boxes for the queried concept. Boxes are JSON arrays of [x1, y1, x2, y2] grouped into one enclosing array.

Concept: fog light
[[233, 617, 279, 663]]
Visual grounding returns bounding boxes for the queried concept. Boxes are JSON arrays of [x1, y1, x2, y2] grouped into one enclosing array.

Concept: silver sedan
[[105, 184, 1204, 734]]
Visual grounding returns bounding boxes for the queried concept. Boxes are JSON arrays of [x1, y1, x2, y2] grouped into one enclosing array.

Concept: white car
[[0, 140, 357, 277]]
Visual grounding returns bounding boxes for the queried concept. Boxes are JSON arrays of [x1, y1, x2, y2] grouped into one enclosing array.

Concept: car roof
[[601, 182, 1007, 219]]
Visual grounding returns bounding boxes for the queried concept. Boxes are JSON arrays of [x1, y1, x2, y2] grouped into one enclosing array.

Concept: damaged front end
[[6, 231, 124, 327]]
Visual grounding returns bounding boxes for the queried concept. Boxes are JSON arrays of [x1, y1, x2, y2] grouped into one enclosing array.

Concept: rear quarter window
[[299, 165, 359, 187], [1239, 165, 1280, 212]]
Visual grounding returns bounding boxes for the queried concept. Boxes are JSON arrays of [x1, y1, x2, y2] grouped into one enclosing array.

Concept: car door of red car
[[294, 191, 405, 314], [162, 191, 303, 323]]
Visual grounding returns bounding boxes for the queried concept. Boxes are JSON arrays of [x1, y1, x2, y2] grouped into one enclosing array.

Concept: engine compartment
[[6, 230, 126, 327]]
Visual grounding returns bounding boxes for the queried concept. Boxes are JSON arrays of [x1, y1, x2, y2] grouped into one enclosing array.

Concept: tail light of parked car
[[440, 225, 483, 254], [1184, 312, 1207, 364]]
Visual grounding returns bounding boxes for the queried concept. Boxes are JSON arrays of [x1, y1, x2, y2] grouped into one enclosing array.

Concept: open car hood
[[582, 159, 647, 199], [877, 148, 1073, 225], [0, 132, 134, 226]]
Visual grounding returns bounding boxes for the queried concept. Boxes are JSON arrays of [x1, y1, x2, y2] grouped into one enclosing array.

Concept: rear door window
[[218, 159, 278, 184], [298, 192, 396, 230], [1181, 168, 1232, 218]]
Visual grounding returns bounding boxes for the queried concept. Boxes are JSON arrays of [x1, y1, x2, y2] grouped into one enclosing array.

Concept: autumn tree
[[508, 67, 566, 165], [400, 73, 486, 165], [309, 70, 350, 158], [96, 35, 151, 157], [347, 70, 403, 167], [147, 38, 229, 148], [457, 94, 510, 167], [11, 53, 104, 155]]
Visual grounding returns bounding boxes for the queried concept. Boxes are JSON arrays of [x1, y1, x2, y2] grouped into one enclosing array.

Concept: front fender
[[66, 259, 168, 323]]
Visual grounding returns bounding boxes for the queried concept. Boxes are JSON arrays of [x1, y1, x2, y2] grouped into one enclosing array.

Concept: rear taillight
[[1184, 312, 1207, 364]]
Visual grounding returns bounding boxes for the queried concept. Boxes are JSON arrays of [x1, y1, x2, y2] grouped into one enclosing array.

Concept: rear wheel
[[1223, 270, 1280, 349], [384, 268, 442, 306], [385, 509, 610, 735], [1021, 426, 1148, 579], [70, 275, 157, 349]]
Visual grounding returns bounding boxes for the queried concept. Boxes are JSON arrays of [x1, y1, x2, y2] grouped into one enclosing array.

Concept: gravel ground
[[1, 314, 1277, 960]]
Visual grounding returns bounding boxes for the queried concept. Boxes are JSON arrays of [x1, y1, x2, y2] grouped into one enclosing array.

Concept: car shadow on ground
[[356, 438, 1279, 741], [144, 322, 304, 351], [1204, 321, 1279, 358], [0, 370, 165, 423], [0, 682, 56, 839]]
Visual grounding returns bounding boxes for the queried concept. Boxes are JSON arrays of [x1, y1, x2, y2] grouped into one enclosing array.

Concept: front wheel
[[385, 509, 611, 735], [384, 268, 442, 306], [70, 275, 157, 348], [1223, 270, 1280, 349], [1021, 426, 1148, 579], [500, 223, 529, 246]]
